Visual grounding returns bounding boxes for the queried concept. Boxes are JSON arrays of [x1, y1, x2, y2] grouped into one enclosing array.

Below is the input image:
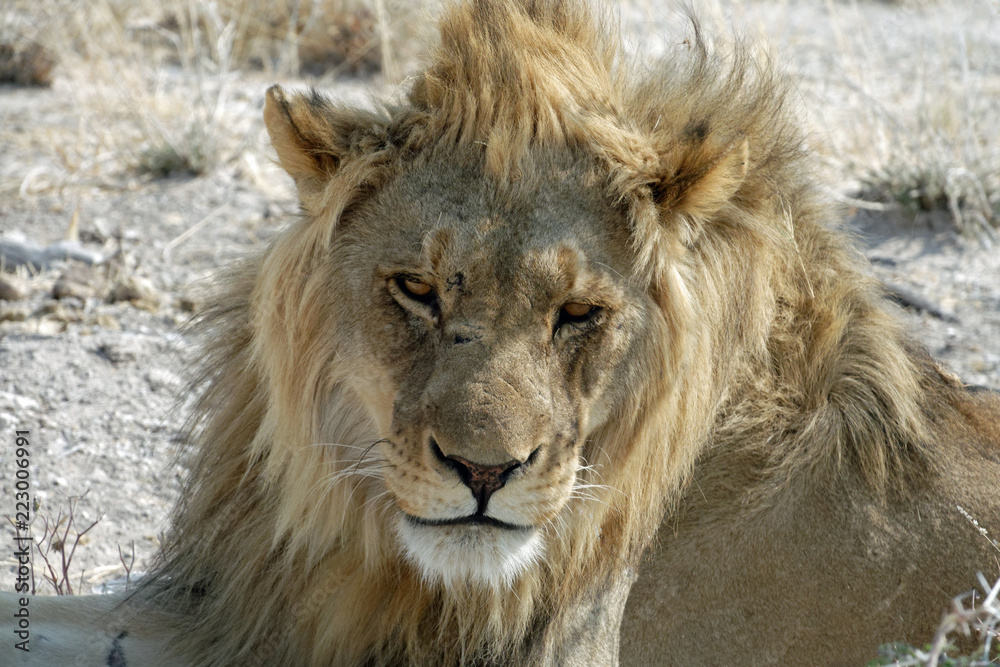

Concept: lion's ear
[[264, 85, 343, 205], [651, 135, 749, 220]]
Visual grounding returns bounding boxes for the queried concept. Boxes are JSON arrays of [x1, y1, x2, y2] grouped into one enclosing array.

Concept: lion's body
[[625, 385, 1000, 665], [621, 251, 1000, 664], [4, 1, 999, 666]]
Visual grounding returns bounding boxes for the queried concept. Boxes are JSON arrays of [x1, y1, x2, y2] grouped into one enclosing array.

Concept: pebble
[[109, 275, 162, 312], [0, 305, 30, 322], [145, 368, 182, 392], [34, 301, 83, 323], [53, 263, 105, 300], [0, 391, 41, 413], [0, 412, 19, 431], [0, 273, 29, 301], [97, 338, 142, 364]]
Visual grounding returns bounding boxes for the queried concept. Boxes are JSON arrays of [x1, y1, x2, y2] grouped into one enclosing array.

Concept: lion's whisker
[[320, 465, 387, 487], [572, 483, 624, 498], [308, 441, 374, 450], [310, 460, 391, 500], [568, 492, 610, 507], [360, 491, 391, 513]]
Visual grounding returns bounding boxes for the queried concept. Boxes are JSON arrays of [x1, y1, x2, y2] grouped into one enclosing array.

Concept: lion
[[3, 1, 999, 665]]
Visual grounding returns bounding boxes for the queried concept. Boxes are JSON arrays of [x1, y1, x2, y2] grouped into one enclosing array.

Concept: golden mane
[[132, 1, 950, 664]]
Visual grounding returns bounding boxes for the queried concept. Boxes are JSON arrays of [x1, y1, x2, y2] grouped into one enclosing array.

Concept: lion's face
[[330, 151, 657, 587]]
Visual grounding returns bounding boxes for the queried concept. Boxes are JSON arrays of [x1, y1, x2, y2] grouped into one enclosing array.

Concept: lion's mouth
[[396, 512, 544, 587], [404, 512, 533, 532]]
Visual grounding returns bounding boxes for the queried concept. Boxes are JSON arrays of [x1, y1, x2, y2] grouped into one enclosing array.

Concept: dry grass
[[6, 493, 101, 595], [812, 0, 1000, 235], [5, 0, 997, 217], [868, 507, 1000, 666], [125, 0, 391, 80], [627, 0, 1000, 235], [849, 68, 1000, 236], [868, 576, 1000, 667], [4, 0, 433, 184], [1, 4, 56, 85], [5, 493, 142, 596], [48, 0, 261, 180]]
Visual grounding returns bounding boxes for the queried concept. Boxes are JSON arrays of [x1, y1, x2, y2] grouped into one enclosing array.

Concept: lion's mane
[[132, 1, 995, 665]]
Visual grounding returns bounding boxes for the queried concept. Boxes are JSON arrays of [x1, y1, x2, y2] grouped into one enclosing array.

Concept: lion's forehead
[[353, 152, 632, 271], [428, 228, 626, 324], [436, 230, 583, 292]]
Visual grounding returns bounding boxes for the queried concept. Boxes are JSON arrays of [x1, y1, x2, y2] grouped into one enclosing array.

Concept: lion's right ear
[[264, 85, 344, 206], [651, 134, 750, 222]]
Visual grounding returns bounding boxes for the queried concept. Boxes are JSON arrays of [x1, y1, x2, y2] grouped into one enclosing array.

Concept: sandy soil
[[1, 0, 998, 594]]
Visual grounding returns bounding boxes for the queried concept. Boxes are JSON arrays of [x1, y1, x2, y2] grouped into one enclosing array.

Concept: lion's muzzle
[[430, 436, 539, 512]]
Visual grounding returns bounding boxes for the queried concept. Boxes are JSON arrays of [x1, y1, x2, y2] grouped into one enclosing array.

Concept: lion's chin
[[396, 514, 544, 589]]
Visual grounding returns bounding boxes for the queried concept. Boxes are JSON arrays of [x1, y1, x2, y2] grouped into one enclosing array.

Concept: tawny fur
[[119, 1, 1000, 666]]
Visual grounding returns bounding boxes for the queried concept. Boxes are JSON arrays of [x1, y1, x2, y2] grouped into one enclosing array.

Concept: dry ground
[[1, 0, 998, 657]]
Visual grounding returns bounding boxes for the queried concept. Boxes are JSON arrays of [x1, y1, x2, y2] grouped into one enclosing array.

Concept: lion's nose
[[430, 438, 524, 511]]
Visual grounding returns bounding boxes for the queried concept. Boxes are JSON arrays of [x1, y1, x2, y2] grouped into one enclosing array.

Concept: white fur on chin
[[396, 515, 544, 589]]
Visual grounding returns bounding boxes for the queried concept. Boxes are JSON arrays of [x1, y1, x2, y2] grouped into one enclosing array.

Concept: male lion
[[4, 1, 999, 665]]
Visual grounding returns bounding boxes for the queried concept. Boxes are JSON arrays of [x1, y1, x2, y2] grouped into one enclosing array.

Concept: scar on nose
[[446, 272, 465, 292]]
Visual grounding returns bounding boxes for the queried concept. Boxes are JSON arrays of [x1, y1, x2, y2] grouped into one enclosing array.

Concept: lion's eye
[[395, 276, 437, 304], [562, 302, 595, 319], [555, 302, 601, 335], [403, 278, 432, 297]]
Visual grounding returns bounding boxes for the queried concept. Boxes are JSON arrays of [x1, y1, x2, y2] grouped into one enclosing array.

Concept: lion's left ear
[[264, 85, 346, 209], [650, 134, 750, 220]]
